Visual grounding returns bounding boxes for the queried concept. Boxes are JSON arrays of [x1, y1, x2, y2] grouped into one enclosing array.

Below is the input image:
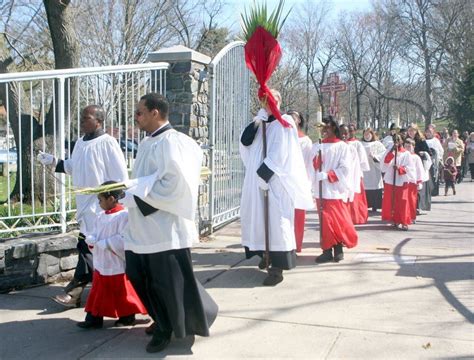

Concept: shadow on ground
[[394, 238, 474, 324]]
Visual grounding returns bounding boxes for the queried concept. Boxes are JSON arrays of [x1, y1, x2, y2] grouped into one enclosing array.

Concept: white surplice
[[382, 135, 394, 150], [361, 140, 386, 190], [240, 115, 313, 252], [346, 139, 369, 200], [124, 129, 202, 254], [426, 137, 444, 166], [408, 153, 429, 185], [310, 140, 352, 200], [299, 135, 314, 180], [381, 149, 416, 186], [63, 134, 128, 234], [86, 209, 128, 275]]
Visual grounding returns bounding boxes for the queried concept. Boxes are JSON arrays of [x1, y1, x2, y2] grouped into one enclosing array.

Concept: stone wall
[[148, 45, 212, 234], [0, 233, 78, 292]]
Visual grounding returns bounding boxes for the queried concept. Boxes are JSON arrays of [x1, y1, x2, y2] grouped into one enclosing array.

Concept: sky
[[222, 0, 372, 31]]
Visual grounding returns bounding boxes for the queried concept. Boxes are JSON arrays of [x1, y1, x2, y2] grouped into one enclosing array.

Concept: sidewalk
[[1, 182, 473, 359]]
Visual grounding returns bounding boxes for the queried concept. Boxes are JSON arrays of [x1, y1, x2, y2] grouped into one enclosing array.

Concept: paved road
[[1, 182, 473, 359]]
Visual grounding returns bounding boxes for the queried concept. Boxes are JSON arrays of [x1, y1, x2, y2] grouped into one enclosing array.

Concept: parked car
[[0, 148, 17, 175], [0, 148, 17, 164], [119, 139, 138, 158]]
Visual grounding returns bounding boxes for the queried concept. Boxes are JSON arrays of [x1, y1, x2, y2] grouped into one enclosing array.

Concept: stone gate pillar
[[148, 46, 212, 234]]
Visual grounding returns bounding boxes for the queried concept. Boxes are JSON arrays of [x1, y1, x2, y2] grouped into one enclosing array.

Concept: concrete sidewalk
[[1, 182, 473, 359]]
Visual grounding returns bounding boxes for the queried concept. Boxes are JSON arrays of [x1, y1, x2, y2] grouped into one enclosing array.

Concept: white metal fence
[[208, 41, 251, 229], [0, 63, 169, 237]]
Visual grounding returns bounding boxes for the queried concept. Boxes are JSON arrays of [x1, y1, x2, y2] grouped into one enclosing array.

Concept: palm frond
[[240, 0, 292, 41], [74, 167, 212, 195]]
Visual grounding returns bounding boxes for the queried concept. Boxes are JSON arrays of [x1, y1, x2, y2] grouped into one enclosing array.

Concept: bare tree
[[170, 0, 231, 57], [351, 0, 466, 127], [0, 0, 78, 202], [336, 12, 380, 128], [284, 0, 334, 120], [75, 0, 176, 66]]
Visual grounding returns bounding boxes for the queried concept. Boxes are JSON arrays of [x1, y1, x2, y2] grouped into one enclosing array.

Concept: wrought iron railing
[[0, 63, 169, 237], [208, 41, 250, 229]]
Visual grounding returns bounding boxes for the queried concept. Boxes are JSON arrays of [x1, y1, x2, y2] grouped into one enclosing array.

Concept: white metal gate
[[208, 41, 251, 229], [0, 63, 168, 237]]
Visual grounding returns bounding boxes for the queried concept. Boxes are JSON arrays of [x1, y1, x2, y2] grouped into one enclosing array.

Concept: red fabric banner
[[244, 26, 290, 128]]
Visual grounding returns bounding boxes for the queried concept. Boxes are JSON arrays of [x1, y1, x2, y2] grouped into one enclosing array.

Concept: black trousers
[[73, 233, 94, 284], [125, 248, 218, 338], [244, 247, 297, 270]]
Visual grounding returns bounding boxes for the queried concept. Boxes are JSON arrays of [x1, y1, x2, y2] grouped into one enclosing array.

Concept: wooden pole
[[262, 121, 270, 269]]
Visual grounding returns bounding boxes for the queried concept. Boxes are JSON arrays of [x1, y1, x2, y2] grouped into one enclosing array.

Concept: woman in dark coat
[[407, 124, 433, 212]]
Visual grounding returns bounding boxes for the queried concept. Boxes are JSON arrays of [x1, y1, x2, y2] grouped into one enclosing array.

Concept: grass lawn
[[0, 172, 15, 203]]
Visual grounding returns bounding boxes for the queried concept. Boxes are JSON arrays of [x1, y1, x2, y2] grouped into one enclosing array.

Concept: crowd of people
[[36, 89, 471, 354], [239, 88, 472, 286]]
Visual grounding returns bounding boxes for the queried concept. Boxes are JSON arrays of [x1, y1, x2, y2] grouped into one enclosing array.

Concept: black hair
[[339, 124, 349, 140], [83, 105, 105, 123], [323, 115, 340, 138], [99, 180, 124, 200], [286, 110, 305, 130], [393, 133, 404, 146], [140, 92, 169, 118]]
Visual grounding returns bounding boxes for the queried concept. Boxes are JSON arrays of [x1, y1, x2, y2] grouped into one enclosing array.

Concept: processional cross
[[320, 73, 347, 118]]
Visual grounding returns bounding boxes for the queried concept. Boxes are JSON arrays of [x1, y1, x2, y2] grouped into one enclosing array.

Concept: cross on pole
[[320, 73, 347, 118]]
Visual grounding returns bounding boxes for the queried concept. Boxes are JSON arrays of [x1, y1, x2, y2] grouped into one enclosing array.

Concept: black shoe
[[262, 268, 283, 286], [333, 244, 344, 263], [315, 249, 333, 263], [146, 330, 171, 353], [77, 317, 103, 329], [145, 322, 156, 335], [114, 315, 136, 327]]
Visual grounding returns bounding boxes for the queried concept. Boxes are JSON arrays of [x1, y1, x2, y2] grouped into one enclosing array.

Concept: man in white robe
[[239, 89, 313, 286], [38, 105, 128, 307], [122, 93, 217, 353]]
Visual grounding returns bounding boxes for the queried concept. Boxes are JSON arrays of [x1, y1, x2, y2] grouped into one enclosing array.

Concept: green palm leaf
[[240, 0, 292, 41]]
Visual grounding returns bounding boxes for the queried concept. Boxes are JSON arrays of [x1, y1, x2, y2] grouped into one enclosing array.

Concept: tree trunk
[[353, 75, 361, 128], [44, 0, 79, 70], [0, 1, 80, 203]]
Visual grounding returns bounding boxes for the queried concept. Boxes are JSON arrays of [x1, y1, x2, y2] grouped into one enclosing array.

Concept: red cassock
[[349, 180, 369, 224], [380, 148, 414, 226], [381, 183, 412, 225], [317, 198, 358, 250], [294, 209, 305, 252], [346, 139, 369, 225], [407, 183, 418, 221], [85, 271, 147, 318], [312, 138, 358, 251]]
